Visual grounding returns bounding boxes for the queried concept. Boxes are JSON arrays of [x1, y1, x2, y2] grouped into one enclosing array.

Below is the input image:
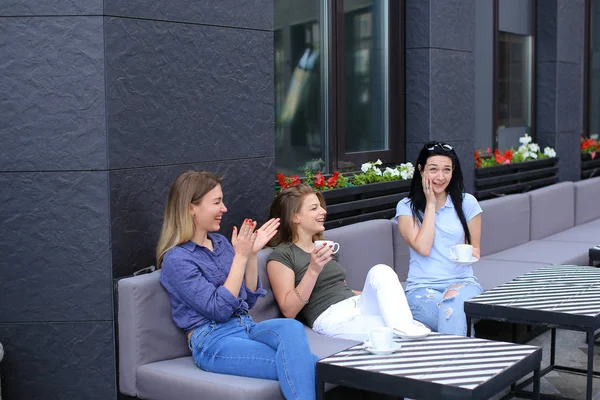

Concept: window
[[274, 0, 403, 175], [494, 0, 535, 150]]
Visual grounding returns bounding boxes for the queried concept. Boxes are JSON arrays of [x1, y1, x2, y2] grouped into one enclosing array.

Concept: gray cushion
[[529, 182, 575, 240], [485, 240, 596, 266], [575, 177, 600, 225], [325, 219, 395, 290], [118, 271, 190, 397], [539, 223, 600, 243], [474, 259, 547, 291], [392, 221, 411, 281], [137, 357, 284, 400], [249, 248, 283, 323], [479, 193, 530, 256]]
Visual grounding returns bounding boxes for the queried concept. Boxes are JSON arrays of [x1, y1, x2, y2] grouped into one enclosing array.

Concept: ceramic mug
[[314, 240, 340, 254], [369, 327, 394, 350], [450, 244, 474, 262]]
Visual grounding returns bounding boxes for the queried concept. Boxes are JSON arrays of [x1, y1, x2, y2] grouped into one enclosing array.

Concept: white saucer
[[450, 256, 479, 265], [393, 328, 430, 340], [361, 341, 402, 355]]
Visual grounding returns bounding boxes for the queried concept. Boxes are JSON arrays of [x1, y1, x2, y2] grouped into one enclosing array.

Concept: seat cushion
[[539, 223, 600, 243], [136, 328, 357, 400], [479, 193, 530, 256], [473, 259, 547, 291], [137, 357, 284, 400], [392, 222, 410, 281], [574, 176, 600, 225], [250, 248, 283, 323], [485, 240, 596, 266], [529, 182, 575, 240]]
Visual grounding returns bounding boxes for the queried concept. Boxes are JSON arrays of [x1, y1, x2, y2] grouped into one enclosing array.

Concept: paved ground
[[326, 326, 600, 399]]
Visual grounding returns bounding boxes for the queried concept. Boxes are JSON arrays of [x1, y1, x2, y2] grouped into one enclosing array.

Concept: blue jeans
[[405, 281, 483, 336], [189, 315, 317, 400]]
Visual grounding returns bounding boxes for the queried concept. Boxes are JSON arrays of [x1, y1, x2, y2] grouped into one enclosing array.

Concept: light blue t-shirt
[[394, 193, 483, 291]]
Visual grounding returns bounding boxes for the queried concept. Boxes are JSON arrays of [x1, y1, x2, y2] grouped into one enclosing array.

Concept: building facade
[[0, 0, 591, 399]]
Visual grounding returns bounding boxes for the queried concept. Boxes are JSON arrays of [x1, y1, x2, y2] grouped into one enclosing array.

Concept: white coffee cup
[[368, 327, 393, 350], [450, 244, 474, 262], [314, 240, 340, 254]]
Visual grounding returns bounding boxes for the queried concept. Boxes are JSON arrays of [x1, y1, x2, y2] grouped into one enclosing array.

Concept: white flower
[[519, 134, 532, 145], [384, 167, 399, 177], [400, 170, 411, 180], [528, 143, 540, 153], [374, 168, 382, 176], [518, 144, 528, 154], [361, 163, 371, 173], [544, 147, 556, 158], [529, 152, 538, 159], [374, 159, 383, 166], [591, 134, 599, 140]]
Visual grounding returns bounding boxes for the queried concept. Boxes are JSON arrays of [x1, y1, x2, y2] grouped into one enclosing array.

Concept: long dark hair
[[408, 141, 472, 244], [267, 184, 326, 247]]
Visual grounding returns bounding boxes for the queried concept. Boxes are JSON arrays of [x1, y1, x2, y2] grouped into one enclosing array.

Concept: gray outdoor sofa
[[118, 176, 600, 400]]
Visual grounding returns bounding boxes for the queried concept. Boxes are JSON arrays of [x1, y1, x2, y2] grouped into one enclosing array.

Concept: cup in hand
[[368, 327, 393, 350], [314, 240, 340, 254], [450, 244, 474, 262]]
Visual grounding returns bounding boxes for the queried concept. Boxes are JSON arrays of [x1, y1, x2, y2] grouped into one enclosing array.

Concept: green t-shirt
[[268, 243, 355, 327]]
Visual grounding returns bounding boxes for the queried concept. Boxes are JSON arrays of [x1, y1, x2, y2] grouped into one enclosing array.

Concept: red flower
[[314, 171, 326, 188], [289, 175, 301, 187], [486, 148, 491, 156], [494, 149, 505, 164], [503, 149, 513, 163], [474, 150, 482, 168], [277, 173, 287, 189], [327, 171, 340, 188]]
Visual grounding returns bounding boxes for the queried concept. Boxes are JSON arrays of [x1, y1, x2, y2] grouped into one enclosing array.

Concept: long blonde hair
[[156, 170, 222, 268], [267, 184, 326, 247]]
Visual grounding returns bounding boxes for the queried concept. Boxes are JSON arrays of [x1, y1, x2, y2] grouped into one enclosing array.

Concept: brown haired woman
[[266, 183, 430, 342], [157, 170, 317, 400]]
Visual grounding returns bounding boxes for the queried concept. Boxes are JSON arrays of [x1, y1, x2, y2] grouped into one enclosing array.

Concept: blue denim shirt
[[159, 233, 267, 335]]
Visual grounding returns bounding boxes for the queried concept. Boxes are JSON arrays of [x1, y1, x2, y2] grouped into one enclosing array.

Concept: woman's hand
[[252, 218, 280, 254], [422, 171, 436, 206], [307, 242, 333, 275], [231, 219, 257, 258]]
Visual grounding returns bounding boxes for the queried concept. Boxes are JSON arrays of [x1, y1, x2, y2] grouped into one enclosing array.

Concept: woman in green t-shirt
[[266, 184, 430, 341]]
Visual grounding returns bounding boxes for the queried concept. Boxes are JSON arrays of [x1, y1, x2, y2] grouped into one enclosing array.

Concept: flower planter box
[[581, 153, 600, 179], [321, 179, 411, 229], [474, 158, 559, 201]]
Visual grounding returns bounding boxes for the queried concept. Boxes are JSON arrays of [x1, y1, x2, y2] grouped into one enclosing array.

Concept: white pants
[[312, 264, 415, 342]]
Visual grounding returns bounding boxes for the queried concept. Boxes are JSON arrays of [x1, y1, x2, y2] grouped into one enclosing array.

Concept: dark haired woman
[[396, 142, 483, 336]]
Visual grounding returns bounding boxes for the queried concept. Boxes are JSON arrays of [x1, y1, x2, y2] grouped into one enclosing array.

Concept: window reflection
[[497, 32, 531, 128]]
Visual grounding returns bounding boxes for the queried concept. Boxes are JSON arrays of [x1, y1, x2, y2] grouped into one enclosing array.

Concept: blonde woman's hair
[[267, 183, 326, 247], [156, 170, 223, 268]]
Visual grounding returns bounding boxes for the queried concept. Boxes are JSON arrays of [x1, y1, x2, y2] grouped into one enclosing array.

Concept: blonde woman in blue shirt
[[157, 170, 317, 400], [396, 142, 483, 336]]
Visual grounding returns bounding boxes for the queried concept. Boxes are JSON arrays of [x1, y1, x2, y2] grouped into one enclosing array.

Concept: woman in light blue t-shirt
[[395, 142, 483, 336]]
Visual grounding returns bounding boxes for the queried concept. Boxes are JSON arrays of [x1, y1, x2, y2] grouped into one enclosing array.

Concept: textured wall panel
[[556, 131, 582, 181], [536, 61, 558, 134], [405, 0, 430, 49], [0, 171, 112, 322], [105, 0, 273, 31], [405, 49, 431, 142], [0, 0, 102, 16], [557, 0, 585, 64], [0, 17, 106, 171], [110, 157, 275, 278], [536, 0, 558, 62], [556, 61, 582, 134], [0, 322, 115, 400], [430, 50, 474, 142], [105, 17, 274, 169], [430, 0, 474, 51]]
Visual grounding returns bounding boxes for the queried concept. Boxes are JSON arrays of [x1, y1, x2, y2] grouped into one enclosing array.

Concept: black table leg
[[587, 329, 594, 400], [316, 375, 325, 400], [550, 328, 556, 367], [533, 366, 540, 400], [467, 317, 472, 337]]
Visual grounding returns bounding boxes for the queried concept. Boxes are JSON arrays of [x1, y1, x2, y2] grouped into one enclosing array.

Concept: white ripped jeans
[[312, 264, 415, 342]]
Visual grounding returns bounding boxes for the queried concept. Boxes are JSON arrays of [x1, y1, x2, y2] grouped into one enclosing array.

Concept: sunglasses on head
[[426, 142, 453, 151]]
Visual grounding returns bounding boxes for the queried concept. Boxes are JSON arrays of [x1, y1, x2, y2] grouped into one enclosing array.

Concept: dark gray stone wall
[[0, 1, 274, 399], [405, 0, 476, 193], [536, 0, 585, 181]]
